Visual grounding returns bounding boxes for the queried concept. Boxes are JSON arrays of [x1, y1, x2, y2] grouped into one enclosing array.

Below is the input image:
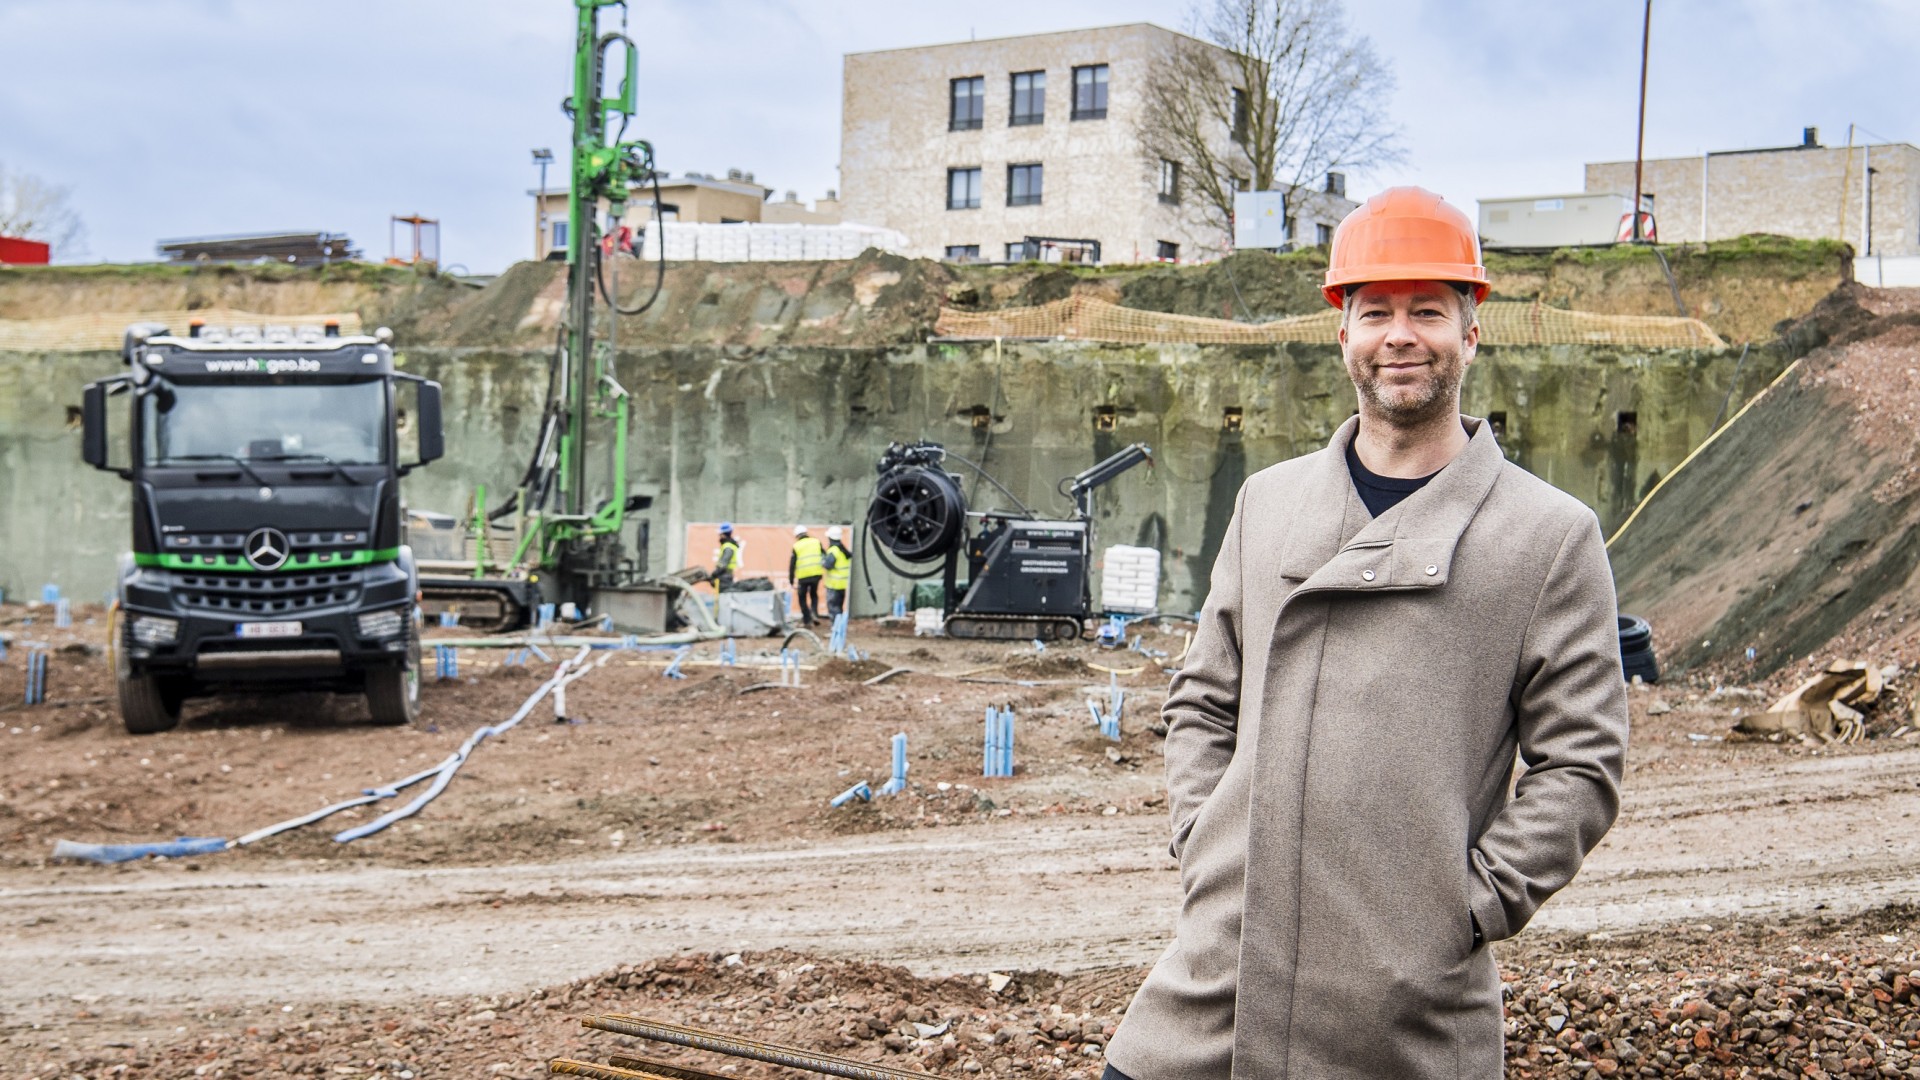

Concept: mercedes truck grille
[[175, 571, 361, 615]]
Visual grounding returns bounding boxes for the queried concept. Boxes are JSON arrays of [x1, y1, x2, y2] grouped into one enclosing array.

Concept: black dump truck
[[80, 322, 444, 733]]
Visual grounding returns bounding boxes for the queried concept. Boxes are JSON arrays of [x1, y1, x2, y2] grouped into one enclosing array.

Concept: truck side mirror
[[81, 382, 110, 471], [415, 380, 444, 467]]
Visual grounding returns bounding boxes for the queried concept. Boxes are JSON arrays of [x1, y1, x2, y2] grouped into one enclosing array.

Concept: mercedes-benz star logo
[[244, 527, 290, 571]]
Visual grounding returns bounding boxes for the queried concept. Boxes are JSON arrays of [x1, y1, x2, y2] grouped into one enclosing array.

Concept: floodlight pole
[[532, 148, 554, 259], [1631, 0, 1652, 242]]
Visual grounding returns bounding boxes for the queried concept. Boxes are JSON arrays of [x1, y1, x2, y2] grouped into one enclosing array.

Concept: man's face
[[1337, 280, 1479, 427]]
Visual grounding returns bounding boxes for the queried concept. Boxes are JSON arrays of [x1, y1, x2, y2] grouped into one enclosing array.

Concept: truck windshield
[[142, 380, 387, 466]]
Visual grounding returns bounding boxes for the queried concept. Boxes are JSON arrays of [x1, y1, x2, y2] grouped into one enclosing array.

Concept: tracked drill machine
[[865, 441, 1152, 640], [416, 0, 670, 632]]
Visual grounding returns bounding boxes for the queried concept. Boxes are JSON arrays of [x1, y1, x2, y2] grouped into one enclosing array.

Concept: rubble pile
[[19, 907, 1919, 1080], [1505, 945, 1920, 1079]]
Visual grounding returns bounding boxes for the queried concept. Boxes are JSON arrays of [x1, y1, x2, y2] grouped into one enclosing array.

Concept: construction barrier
[[934, 294, 1727, 349]]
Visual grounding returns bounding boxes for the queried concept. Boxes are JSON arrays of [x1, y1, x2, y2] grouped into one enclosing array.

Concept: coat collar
[[1277, 414, 1506, 593]]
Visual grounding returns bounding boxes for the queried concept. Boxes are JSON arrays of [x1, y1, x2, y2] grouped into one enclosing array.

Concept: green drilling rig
[[415, 0, 671, 632]]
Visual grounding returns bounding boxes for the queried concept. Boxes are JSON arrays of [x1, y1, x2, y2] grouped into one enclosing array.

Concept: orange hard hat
[[1321, 186, 1490, 308]]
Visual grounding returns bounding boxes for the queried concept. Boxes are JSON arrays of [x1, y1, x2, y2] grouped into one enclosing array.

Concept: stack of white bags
[[1101, 545, 1161, 615]]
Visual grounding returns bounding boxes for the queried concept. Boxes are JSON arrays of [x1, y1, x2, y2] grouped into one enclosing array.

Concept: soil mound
[[1610, 284, 1920, 682]]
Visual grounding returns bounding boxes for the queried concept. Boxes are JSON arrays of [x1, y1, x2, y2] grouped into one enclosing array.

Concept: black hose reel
[[866, 443, 968, 564]]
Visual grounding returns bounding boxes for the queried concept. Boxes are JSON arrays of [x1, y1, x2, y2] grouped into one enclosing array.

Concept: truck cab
[[80, 322, 444, 733]]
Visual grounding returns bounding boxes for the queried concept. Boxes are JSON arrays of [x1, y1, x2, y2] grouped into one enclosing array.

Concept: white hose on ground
[[333, 645, 594, 843]]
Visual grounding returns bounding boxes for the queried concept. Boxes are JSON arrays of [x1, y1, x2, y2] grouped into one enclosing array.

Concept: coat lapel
[[1285, 415, 1506, 598]]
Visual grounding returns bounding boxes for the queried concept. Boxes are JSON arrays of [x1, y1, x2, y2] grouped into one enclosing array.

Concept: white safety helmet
[[826, 526, 843, 542], [793, 524, 809, 537]]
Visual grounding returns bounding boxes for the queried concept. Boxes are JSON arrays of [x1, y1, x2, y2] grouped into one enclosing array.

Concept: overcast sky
[[2, 0, 1914, 272]]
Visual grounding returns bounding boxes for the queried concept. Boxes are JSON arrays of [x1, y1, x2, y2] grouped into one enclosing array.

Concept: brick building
[[1585, 129, 1920, 257], [841, 24, 1253, 264]]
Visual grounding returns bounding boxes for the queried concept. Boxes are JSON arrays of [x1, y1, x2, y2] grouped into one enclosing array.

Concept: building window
[[1007, 163, 1043, 206], [1010, 70, 1045, 126], [1158, 159, 1180, 204], [950, 76, 984, 131], [1005, 241, 1028, 262], [945, 244, 981, 262], [1156, 240, 1179, 262], [1316, 223, 1333, 246], [947, 167, 982, 210], [1284, 215, 1296, 241], [1231, 87, 1248, 144], [551, 220, 568, 249], [1071, 64, 1108, 120]]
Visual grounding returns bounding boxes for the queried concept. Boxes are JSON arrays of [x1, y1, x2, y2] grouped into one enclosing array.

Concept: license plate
[[236, 621, 303, 639]]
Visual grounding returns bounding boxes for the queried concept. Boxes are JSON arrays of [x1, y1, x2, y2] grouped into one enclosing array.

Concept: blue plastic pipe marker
[[54, 600, 71, 629], [663, 646, 690, 679], [983, 706, 1015, 777], [721, 638, 737, 666], [40, 584, 60, 604], [828, 613, 850, 656], [1089, 670, 1125, 740], [435, 645, 459, 680], [831, 780, 873, 807], [879, 732, 908, 795], [25, 648, 48, 705]]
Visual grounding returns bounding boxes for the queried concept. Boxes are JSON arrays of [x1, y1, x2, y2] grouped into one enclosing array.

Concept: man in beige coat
[[1104, 188, 1630, 1080]]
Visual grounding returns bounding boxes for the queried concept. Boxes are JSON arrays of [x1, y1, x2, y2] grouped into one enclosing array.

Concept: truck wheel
[[111, 604, 185, 735], [119, 671, 185, 734], [365, 635, 421, 726]]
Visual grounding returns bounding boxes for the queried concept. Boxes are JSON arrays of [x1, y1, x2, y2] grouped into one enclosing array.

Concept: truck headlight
[[356, 608, 405, 639], [130, 615, 180, 646]]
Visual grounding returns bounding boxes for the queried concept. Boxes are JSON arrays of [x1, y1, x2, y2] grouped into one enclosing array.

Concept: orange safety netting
[[0, 309, 363, 352], [934, 294, 1726, 349]]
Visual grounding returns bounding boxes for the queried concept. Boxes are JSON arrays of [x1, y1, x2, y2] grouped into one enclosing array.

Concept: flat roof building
[[1585, 128, 1920, 257], [841, 24, 1249, 265]]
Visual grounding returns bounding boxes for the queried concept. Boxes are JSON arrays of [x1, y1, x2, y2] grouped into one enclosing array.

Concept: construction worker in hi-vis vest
[[789, 525, 825, 628], [713, 522, 742, 591], [823, 525, 852, 617]]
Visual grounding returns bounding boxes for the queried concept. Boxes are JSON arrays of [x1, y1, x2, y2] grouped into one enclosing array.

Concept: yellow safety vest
[[716, 538, 741, 573], [823, 542, 851, 591], [792, 535, 824, 580]]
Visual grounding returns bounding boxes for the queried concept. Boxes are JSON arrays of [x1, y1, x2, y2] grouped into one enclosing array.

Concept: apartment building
[[1585, 128, 1920, 257], [840, 24, 1235, 264], [528, 170, 773, 260]]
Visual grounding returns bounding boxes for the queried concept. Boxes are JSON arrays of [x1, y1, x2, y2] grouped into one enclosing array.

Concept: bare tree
[[1138, 0, 1401, 236], [0, 164, 88, 258]]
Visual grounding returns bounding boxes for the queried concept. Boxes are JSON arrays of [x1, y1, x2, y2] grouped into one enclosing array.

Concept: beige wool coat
[[1105, 416, 1629, 1080]]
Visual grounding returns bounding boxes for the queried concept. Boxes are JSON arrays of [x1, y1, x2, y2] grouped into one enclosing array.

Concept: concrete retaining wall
[[0, 342, 1787, 615]]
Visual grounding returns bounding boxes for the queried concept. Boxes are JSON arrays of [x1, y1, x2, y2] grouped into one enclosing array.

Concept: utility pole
[[531, 147, 554, 259], [1631, 0, 1652, 242]]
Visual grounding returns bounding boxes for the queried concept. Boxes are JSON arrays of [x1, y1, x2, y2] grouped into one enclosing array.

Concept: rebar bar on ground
[[579, 1014, 933, 1080], [549, 1059, 676, 1080]]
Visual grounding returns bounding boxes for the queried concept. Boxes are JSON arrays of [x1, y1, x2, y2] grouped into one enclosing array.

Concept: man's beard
[[1346, 343, 1465, 426]]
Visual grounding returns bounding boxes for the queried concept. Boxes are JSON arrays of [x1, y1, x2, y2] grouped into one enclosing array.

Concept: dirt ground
[[0, 605, 1183, 866], [6, 607, 1920, 1078], [1613, 285, 1920, 690]]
